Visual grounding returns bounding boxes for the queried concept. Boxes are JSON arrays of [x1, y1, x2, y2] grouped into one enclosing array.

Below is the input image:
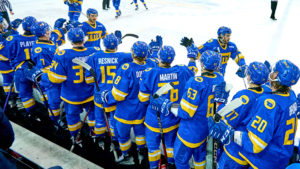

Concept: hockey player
[[150, 50, 223, 169], [209, 59, 300, 169], [113, 0, 121, 18], [81, 8, 107, 48], [182, 26, 247, 78], [28, 20, 68, 126], [85, 33, 132, 147], [0, 16, 38, 115], [97, 41, 157, 165], [48, 27, 100, 142], [139, 45, 198, 169], [133, 0, 148, 10], [64, 0, 83, 23], [217, 62, 269, 168]]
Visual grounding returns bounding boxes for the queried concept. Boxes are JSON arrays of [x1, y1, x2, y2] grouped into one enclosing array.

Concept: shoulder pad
[[122, 63, 130, 70], [34, 47, 42, 53], [194, 76, 203, 83], [6, 36, 13, 41], [145, 67, 152, 72], [240, 95, 249, 105], [58, 50, 65, 56], [94, 47, 100, 51], [264, 99, 276, 109]]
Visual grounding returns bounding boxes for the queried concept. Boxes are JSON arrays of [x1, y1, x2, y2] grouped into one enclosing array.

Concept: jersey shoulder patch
[[264, 99, 276, 109], [34, 47, 42, 53], [6, 36, 13, 41], [94, 47, 100, 51], [194, 76, 203, 83], [206, 38, 214, 43], [57, 50, 66, 56], [122, 63, 130, 70]]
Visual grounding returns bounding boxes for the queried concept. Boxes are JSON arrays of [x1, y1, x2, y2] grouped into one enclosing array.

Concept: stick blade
[[72, 58, 92, 71], [217, 98, 243, 117], [154, 82, 174, 99]]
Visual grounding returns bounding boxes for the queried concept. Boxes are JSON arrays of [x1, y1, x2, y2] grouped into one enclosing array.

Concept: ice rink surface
[[11, 0, 300, 140]]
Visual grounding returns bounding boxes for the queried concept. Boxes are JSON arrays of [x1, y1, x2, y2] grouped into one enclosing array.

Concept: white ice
[[10, 0, 300, 140]]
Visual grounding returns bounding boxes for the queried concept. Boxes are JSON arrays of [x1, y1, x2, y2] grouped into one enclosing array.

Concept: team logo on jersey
[[240, 95, 249, 105], [35, 47, 42, 53], [58, 50, 65, 55], [264, 99, 275, 109], [6, 36, 13, 41], [122, 63, 129, 70], [195, 77, 203, 82]]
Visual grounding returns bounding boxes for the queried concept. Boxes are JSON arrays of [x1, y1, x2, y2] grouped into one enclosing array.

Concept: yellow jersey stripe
[[180, 98, 198, 117], [144, 122, 179, 133], [114, 116, 145, 125], [177, 133, 206, 148], [138, 91, 150, 102], [248, 131, 267, 153], [112, 86, 128, 101], [61, 95, 94, 105]]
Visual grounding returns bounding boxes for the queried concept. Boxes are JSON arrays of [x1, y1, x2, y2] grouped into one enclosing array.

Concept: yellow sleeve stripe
[[85, 76, 95, 84], [61, 96, 94, 105], [94, 101, 103, 108], [144, 122, 179, 133], [112, 86, 128, 101], [0, 69, 14, 74], [53, 29, 62, 40], [180, 98, 198, 117], [104, 105, 116, 112], [177, 133, 206, 148], [248, 131, 267, 153], [0, 54, 9, 61], [78, 0, 83, 5], [48, 71, 67, 83], [138, 91, 150, 102], [194, 160, 206, 169], [223, 145, 248, 165], [234, 54, 245, 64]]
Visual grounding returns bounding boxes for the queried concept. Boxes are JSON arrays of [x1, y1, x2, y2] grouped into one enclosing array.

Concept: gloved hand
[[150, 97, 173, 116], [65, 22, 74, 31], [10, 18, 22, 29], [94, 90, 109, 105], [187, 44, 198, 59], [264, 60, 271, 72], [73, 2, 79, 6], [149, 35, 163, 54], [213, 82, 230, 104], [114, 30, 122, 44], [54, 18, 67, 29], [180, 37, 194, 47], [236, 65, 248, 78], [25, 67, 43, 83], [64, 0, 69, 5], [297, 94, 300, 119], [208, 116, 234, 145]]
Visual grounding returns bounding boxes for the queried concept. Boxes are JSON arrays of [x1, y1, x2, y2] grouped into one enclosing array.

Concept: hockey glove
[[208, 116, 234, 145], [187, 44, 198, 60], [213, 82, 230, 104], [150, 97, 172, 116], [236, 64, 248, 78], [297, 94, 300, 119], [11, 19, 22, 29], [54, 18, 67, 30], [114, 30, 122, 44], [25, 67, 43, 83], [149, 35, 163, 53], [73, 2, 79, 6], [180, 37, 194, 47], [264, 60, 271, 73]]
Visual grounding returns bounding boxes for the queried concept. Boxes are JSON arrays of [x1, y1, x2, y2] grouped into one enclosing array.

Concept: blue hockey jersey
[[238, 92, 297, 169], [223, 88, 266, 164], [105, 60, 157, 124], [48, 47, 100, 104], [0, 42, 13, 74], [198, 39, 245, 75], [139, 63, 196, 133], [176, 73, 224, 148], [64, 0, 83, 12], [0, 34, 36, 70], [82, 21, 107, 48]]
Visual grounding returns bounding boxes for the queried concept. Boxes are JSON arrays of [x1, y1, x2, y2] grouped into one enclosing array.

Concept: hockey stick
[[72, 58, 118, 161], [121, 33, 139, 40], [236, 54, 247, 89], [153, 82, 175, 167], [2, 79, 14, 113]]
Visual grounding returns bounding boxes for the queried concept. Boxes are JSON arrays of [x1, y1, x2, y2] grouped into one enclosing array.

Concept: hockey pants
[[173, 136, 206, 169], [115, 120, 145, 155], [64, 101, 95, 136], [145, 127, 177, 168], [1, 71, 15, 95]]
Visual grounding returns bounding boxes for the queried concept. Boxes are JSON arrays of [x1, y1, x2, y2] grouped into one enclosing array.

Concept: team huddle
[[1, 6, 300, 169]]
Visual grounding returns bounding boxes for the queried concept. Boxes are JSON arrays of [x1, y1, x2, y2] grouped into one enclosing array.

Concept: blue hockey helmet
[[217, 26, 232, 37], [272, 59, 300, 87], [87, 8, 98, 16], [158, 46, 175, 63], [200, 50, 221, 71], [131, 41, 149, 58], [103, 33, 118, 50], [31, 21, 50, 37], [22, 16, 37, 32], [68, 27, 85, 43], [247, 62, 269, 85]]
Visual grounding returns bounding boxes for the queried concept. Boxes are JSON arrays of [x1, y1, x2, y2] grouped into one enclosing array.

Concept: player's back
[[32, 40, 58, 70], [82, 21, 107, 48], [1, 34, 36, 69], [50, 47, 99, 104], [177, 73, 223, 145], [241, 92, 297, 168], [86, 50, 132, 92], [142, 65, 194, 130]]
